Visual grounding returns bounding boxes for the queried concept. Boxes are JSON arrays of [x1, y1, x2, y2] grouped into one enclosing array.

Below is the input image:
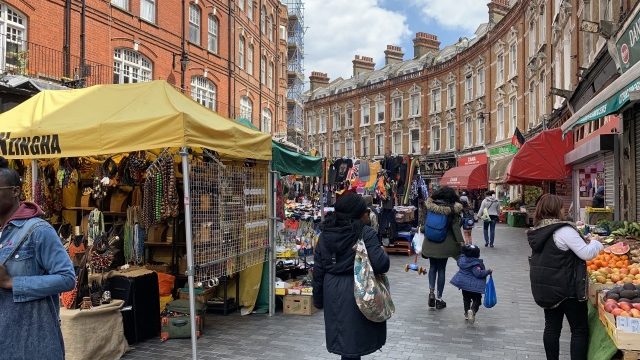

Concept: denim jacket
[[0, 217, 76, 303]]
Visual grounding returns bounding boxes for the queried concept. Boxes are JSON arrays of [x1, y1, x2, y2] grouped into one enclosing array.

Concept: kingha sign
[[0, 133, 62, 156]]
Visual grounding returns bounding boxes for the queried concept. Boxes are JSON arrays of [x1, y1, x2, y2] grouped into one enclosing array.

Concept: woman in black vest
[[527, 194, 603, 360]]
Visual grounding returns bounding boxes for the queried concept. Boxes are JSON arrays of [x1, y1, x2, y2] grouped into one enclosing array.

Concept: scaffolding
[[282, 0, 305, 148]]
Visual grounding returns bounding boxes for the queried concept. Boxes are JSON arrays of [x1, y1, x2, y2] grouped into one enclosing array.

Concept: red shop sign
[[458, 153, 488, 166]]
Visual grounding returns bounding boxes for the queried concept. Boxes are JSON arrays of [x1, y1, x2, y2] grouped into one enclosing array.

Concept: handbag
[[481, 208, 491, 223], [483, 274, 497, 308], [353, 236, 395, 322]]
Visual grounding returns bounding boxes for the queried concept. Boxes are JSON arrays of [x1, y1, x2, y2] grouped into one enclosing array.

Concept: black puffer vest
[[527, 222, 588, 309]]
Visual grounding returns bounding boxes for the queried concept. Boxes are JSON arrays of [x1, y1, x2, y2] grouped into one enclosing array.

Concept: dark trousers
[[543, 299, 588, 360], [428, 258, 448, 298], [341, 357, 361, 360], [483, 215, 498, 245], [379, 209, 395, 240], [462, 290, 482, 314]]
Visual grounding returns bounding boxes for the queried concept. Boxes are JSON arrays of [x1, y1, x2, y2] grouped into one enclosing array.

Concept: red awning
[[440, 163, 488, 190], [504, 128, 573, 184]]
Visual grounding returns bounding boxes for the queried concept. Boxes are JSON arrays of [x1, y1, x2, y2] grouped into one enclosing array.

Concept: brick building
[[0, 0, 288, 134]]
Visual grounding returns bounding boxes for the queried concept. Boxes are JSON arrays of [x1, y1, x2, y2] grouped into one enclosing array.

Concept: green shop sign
[[574, 77, 640, 127], [617, 10, 640, 73], [488, 144, 517, 157]]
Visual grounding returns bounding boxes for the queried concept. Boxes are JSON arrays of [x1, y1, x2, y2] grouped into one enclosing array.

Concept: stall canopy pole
[[268, 169, 277, 316], [180, 147, 198, 360], [31, 160, 37, 202]]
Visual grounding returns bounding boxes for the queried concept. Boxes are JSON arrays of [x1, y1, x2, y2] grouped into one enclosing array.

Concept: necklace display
[[142, 152, 179, 228]]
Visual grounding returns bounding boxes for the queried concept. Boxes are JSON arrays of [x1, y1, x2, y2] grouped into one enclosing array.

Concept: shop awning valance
[[440, 163, 487, 190], [489, 155, 514, 183], [0, 80, 272, 160], [505, 128, 573, 184], [272, 141, 322, 176], [561, 60, 640, 134]]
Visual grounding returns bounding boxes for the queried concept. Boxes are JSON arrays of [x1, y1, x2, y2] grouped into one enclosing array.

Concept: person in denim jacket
[[450, 244, 492, 324], [0, 157, 76, 359]]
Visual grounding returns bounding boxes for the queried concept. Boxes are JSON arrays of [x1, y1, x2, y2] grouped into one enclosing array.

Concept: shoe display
[[435, 299, 446, 309], [467, 310, 475, 324], [428, 292, 435, 308]]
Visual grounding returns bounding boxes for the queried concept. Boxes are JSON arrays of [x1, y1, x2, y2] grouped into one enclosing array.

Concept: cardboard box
[[178, 287, 215, 304], [301, 287, 313, 296], [283, 295, 316, 316], [597, 293, 640, 350]]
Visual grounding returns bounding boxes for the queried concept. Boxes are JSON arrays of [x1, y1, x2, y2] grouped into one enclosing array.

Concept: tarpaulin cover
[[440, 163, 488, 190], [272, 141, 322, 176], [505, 128, 573, 184], [0, 80, 272, 160]]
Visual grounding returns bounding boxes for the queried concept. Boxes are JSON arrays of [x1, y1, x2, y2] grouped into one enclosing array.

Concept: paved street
[[124, 224, 568, 359]]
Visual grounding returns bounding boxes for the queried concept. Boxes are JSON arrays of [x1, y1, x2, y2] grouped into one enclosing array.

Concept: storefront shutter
[[604, 152, 615, 208]]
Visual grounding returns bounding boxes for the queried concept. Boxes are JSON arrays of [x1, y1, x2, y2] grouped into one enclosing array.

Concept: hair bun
[[0, 156, 8, 169]]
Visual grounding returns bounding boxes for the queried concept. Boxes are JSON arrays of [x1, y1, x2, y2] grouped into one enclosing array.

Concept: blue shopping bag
[[483, 275, 497, 308]]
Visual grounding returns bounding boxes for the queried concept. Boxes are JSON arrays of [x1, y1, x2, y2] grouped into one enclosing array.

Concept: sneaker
[[464, 312, 469, 320], [428, 292, 436, 308], [467, 310, 475, 324], [485, 243, 488, 247], [435, 299, 447, 309], [490, 244, 494, 248]]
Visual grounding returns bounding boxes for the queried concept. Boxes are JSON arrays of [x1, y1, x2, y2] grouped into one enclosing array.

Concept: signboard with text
[[458, 153, 488, 166], [421, 157, 456, 178], [617, 10, 640, 73], [488, 144, 518, 157]]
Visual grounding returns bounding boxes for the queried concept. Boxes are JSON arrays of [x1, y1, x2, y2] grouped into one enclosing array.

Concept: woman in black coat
[[313, 193, 390, 360]]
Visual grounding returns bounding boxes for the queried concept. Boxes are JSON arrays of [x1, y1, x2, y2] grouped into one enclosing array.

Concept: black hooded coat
[[312, 216, 390, 357]]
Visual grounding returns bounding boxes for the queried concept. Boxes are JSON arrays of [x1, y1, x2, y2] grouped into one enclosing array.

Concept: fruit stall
[[585, 221, 640, 358]]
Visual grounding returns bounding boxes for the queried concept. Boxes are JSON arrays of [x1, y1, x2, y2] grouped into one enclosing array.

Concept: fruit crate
[[589, 281, 613, 305], [585, 207, 614, 225], [598, 293, 640, 351]]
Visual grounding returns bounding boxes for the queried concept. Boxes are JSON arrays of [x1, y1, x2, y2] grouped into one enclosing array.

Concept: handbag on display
[[353, 236, 395, 322]]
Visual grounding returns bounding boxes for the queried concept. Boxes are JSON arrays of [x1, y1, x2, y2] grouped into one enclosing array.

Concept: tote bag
[[484, 275, 497, 308], [353, 238, 395, 322]]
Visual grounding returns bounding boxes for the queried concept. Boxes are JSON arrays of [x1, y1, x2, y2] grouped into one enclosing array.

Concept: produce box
[[301, 286, 313, 296], [598, 292, 640, 350], [283, 295, 316, 315], [178, 287, 215, 304], [589, 281, 613, 305]]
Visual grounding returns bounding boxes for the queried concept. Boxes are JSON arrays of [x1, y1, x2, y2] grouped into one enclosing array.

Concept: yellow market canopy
[[0, 80, 272, 160]]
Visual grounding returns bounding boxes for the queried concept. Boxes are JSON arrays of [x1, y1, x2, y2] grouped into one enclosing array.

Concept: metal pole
[[80, 0, 86, 87], [31, 160, 37, 202], [268, 168, 277, 316], [180, 147, 197, 360]]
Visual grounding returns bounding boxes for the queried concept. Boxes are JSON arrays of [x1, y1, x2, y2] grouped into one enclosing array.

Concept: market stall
[[0, 80, 273, 360]]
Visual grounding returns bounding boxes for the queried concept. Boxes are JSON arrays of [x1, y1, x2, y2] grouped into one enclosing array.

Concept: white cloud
[[413, 0, 488, 34], [304, 0, 410, 81]]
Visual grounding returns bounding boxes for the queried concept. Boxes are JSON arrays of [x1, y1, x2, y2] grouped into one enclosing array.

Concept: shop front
[[440, 152, 488, 211], [419, 153, 456, 191], [487, 143, 518, 202]]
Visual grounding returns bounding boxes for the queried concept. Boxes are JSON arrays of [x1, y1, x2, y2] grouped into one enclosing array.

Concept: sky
[[303, 0, 490, 83]]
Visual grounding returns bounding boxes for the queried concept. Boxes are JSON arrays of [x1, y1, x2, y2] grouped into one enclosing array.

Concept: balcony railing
[[0, 33, 112, 88]]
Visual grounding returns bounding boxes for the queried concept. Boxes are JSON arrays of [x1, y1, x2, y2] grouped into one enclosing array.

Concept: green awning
[[272, 141, 322, 176], [572, 78, 640, 127]]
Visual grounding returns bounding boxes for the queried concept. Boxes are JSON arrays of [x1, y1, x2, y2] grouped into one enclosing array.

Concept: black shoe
[[428, 292, 435, 308], [485, 243, 488, 247], [490, 244, 494, 248], [435, 299, 447, 309]]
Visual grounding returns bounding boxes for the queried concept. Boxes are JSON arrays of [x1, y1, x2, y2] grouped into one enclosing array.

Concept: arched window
[[113, 48, 152, 83], [261, 108, 272, 134], [189, 4, 201, 45], [208, 15, 218, 53], [247, 0, 254, 21], [260, 56, 266, 84], [238, 36, 245, 69], [240, 96, 252, 121], [268, 61, 274, 89], [260, 6, 266, 34], [267, 15, 273, 42], [247, 44, 254, 75], [0, 3, 27, 71], [191, 76, 216, 111]]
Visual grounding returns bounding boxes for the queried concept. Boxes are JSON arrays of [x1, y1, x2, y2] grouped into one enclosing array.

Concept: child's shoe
[[467, 310, 475, 324], [435, 299, 446, 309]]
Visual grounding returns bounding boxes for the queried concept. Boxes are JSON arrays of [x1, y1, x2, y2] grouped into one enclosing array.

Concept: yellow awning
[[0, 80, 272, 160]]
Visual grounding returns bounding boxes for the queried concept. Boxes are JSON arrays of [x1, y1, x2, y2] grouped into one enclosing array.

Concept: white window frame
[[113, 48, 153, 83], [509, 96, 517, 134], [539, 5, 546, 44], [361, 102, 370, 125], [497, 103, 505, 141], [447, 121, 455, 150], [140, 0, 155, 23], [260, 6, 266, 34], [0, 4, 27, 73], [509, 42, 517, 78], [267, 15, 274, 42], [260, 56, 266, 84], [247, 0, 254, 21], [247, 44, 254, 75], [476, 68, 485, 97], [376, 100, 385, 123], [529, 20, 536, 58], [238, 0, 244, 11], [208, 15, 219, 54], [308, 115, 316, 134], [431, 126, 440, 153], [268, 61, 274, 89], [319, 141, 326, 157], [332, 110, 340, 130], [447, 83, 455, 109], [261, 108, 272, 134], [111, 0, 128, 10], [240, 96, 252, 120], [189, 4, 201, 45], [361, 135, 369, 157], [465, 117, 473, 148], [465, 74, 473, 101], [410, 129, 420, 155], [410, 93, 421, 117], [190, 76, 216, 111], [497, 53, 504, 85], [392, 131, 402, 154], [375, 133, 384, 156], [346, 138, 354, 157], [431, 88, 441, 113], [319, 112, 327, 133], [392, 97, 402, 120], [477, 115, 485, 145], [346, 106, 353, 128], [333, 139, 340, 157], [238, 36, 245, 69], [530, 81, 537, 126]]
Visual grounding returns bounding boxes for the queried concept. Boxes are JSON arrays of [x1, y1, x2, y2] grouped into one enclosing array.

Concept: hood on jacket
[[527, 219, 576, 252], [425, 198, 463, 215], [457, 255, 483, 270], [5, 202, 44, 226]]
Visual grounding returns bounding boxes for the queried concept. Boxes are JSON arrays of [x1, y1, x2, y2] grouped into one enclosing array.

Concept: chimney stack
[[488, 0, 510, 24], [413, 32, 440, 59], [384, 45, 404, 65], [353, 55, 376, 77], [309, 71, 330, 93]]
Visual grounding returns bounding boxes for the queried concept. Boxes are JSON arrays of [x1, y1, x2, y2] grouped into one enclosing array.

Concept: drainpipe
[[80, 0, 86, 87], [63, 0, 71, 78], [180, 0, 188, 92], [228, 0, 233, 117], [259, 0, 263, 130]]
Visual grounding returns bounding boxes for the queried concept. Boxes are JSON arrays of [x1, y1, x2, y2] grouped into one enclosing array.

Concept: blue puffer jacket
[[450, 255, 491, 294]]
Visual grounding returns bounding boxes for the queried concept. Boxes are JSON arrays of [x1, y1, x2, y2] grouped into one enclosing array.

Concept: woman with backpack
[[312, 193, 390, 360], [421, 187, 465, 310], [477, 190, 501, 248]]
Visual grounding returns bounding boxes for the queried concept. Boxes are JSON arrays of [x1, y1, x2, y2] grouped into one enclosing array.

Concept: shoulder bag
[[353, 234, 395, 322]]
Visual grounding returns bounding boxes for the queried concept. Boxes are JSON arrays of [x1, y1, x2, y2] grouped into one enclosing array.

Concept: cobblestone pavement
[[123, 224, 570, 359]]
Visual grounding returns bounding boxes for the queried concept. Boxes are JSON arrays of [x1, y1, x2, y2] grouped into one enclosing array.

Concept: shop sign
[[0, 132, 62, 156], [488, 144, 517, 157], [617, 10, 640, 73], [458, 153, 488, 166], [421, 158, 456, 177], [574, 77, 640, 127]]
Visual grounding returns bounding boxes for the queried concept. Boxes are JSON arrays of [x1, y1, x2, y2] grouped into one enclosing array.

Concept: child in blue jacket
[[450, 244, 492, 324]]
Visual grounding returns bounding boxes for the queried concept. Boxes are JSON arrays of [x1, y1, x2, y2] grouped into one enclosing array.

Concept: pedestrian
[[477, 190, 501, 248], [527, 194, 603, 360], [459, 195, 474, 245], [421, 186, 465, 310], [591, 186, 605, 208], [450, 244, 492, 324], [0, 157, 76, 359], [362, 195, 379, 233], [313, 192, 390, 360]]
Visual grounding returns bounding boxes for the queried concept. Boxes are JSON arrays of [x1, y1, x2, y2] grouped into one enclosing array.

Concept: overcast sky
[[303, 0, 490, 82]]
